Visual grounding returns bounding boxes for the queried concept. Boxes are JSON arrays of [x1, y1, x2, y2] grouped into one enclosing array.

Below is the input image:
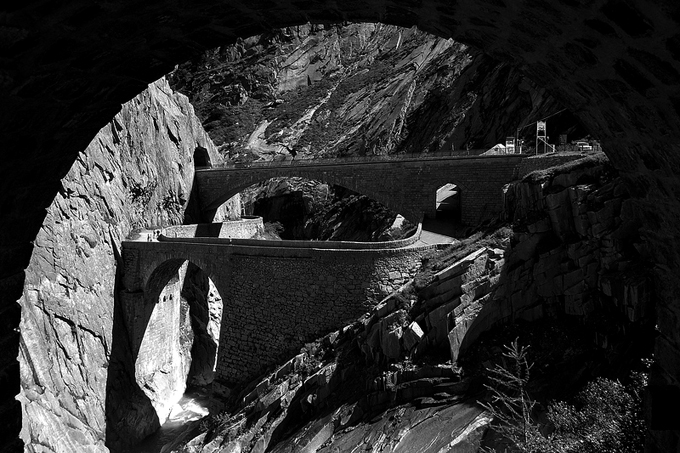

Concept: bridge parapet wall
[[158, 220, 423, 250]]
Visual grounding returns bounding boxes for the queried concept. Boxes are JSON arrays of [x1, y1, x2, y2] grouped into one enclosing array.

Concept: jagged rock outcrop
[[182, 326, 487, 453], [358, 153, 650, 368], [17, 78, 238, 452]]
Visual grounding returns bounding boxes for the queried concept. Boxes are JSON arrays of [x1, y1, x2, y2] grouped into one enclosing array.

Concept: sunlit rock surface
[[17, 78, 238, 452]]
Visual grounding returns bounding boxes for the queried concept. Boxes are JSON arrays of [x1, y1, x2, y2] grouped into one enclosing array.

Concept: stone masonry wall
[[216, 248, 427, 383], [517, 154, 586, 178]]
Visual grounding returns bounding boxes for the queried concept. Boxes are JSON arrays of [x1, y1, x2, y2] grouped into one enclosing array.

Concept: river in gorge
[[135, 387, 215, 453]]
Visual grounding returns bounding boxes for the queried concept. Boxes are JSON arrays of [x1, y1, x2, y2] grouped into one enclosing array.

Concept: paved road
[[413, 217, 458, 247]]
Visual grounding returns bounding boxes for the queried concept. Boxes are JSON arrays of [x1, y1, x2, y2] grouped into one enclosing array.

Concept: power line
[[516, 108, 568, 132]]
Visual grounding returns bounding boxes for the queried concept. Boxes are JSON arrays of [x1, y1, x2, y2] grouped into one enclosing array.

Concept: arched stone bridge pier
[[120, 237, 436, 385], [196, 154, 532, 224]]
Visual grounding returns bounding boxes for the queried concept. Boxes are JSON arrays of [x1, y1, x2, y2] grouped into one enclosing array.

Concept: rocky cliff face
[[17, 78, 238, 452], [168, 23, 586, 161]]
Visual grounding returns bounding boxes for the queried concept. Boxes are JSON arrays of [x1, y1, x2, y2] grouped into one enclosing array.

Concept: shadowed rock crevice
[[111, 258, 224, 450], [182, 263, 223, 388]]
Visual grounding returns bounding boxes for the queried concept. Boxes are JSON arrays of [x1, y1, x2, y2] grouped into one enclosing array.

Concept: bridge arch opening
[[237, 176, 414, 241], [435, 183, 461, 223], [137, 259, 223, 426]]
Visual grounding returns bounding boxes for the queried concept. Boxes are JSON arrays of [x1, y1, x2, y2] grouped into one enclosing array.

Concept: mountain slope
[[169, 23, 586, 162]]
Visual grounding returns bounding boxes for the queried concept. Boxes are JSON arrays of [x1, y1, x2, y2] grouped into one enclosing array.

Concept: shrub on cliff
[[545, 374, 646, 453], [479, 337, 647, 453]]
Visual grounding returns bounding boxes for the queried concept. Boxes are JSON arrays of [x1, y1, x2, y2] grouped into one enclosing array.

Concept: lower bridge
[[119, 232, 437, 396]]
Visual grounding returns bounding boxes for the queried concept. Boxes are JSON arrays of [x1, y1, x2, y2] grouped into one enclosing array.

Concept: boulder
[[402, 322, 425, 352]]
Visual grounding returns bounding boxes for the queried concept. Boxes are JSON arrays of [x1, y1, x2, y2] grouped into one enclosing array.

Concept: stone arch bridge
[[120, 234, 434, 385], [196, 154, 573, 224]]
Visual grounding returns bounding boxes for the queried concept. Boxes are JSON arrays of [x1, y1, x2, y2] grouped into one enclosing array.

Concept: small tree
[[479, 338, 546, 452]]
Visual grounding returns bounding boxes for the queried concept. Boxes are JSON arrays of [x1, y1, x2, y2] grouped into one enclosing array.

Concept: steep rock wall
[[17, 78, 238, 452]]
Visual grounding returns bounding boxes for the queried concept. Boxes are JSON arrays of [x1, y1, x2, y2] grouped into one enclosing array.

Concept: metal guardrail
[[197, 149, 526, 171]]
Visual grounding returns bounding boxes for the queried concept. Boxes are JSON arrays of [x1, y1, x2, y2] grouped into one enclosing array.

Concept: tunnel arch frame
[[6, 2, 680, 451]]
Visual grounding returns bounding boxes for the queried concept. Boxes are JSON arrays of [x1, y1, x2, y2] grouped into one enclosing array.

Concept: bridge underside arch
[[436, 183, 462, 223], [118, 257, 224, 443], [203, 174, 418, 222], [4, 1, 680, 451]]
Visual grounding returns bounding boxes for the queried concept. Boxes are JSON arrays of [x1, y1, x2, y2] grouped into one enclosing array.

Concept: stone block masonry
[[516, 154, 586, 178], [121, 238, 435, 386]]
